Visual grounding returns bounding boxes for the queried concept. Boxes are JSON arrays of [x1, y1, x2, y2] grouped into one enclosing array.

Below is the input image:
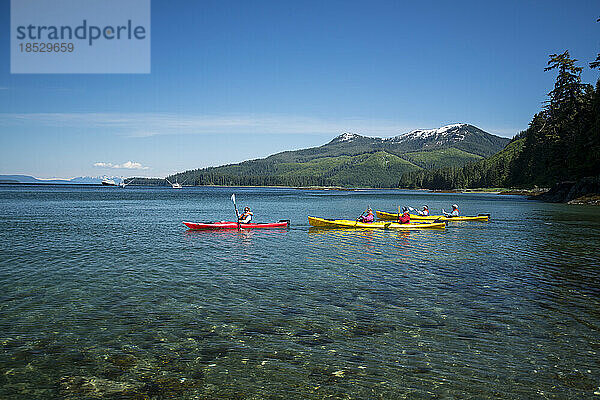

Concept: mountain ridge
[[166, 123, 510, 188]]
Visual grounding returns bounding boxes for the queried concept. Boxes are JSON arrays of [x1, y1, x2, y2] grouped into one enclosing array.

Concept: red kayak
[[183, 220, 290, 230]]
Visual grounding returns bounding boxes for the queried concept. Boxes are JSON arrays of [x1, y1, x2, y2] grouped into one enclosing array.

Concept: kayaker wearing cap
[[398, 207, 411, 224], [358, 208, 375, 223], [444, 204, 459, 217], [417, 205, 429, 216], [238, 207, 253, 223]]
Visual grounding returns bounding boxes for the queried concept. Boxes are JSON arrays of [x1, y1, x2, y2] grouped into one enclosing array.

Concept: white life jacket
[[239, 212, 253, 223]]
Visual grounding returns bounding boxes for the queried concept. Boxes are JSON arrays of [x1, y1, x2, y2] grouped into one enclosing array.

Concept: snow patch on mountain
[[334, 132, 361, 142], [390, 123, 469, 142]]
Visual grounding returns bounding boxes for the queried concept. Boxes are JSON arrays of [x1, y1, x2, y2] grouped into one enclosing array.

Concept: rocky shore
[[530, 176, 600, 205]]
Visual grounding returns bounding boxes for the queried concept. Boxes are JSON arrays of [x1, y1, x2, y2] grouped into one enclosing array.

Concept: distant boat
[[166, 178, 183, 189], [101, 179, 117, 186], [119, 178, 132, 188]]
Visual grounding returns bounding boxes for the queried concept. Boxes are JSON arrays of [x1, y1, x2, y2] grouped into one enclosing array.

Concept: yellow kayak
[[376, 210, 489, 222], [308, 216, 446, 229]]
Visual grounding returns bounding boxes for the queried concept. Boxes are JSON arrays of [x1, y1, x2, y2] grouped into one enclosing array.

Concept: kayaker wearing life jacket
[[418, 205, 429, 216], [444, 204, 459, 217], [358, 208, 375, 223], [398, 207, 411, 224], [238, 207, 253, 223]]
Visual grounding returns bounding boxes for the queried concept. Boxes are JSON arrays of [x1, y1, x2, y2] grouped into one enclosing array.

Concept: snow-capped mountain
[[335, 132, 360, 142], [386, 123, 507, 156], [393, 123, 469, 141], [329, 132, 382, 144], [326, 124, 509, 157]]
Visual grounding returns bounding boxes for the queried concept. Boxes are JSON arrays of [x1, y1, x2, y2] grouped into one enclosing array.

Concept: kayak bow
[[183, 220, 290, 230], [308, 216, 445, 230]]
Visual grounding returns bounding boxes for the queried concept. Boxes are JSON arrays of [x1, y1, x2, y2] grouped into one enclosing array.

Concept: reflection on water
[[307, 227, 446, 262], [0, 185, 599, 399]]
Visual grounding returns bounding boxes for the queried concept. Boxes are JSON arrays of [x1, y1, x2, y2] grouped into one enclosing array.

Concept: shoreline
[[0, 181, 544, 194], [5, 181, 599, 204]]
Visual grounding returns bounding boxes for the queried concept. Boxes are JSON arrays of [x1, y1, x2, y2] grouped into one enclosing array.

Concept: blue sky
[[0, 0, 598, 178]]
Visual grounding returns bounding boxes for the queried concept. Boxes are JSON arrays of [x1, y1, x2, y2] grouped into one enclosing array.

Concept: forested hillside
[[160, 124, 508, 188]]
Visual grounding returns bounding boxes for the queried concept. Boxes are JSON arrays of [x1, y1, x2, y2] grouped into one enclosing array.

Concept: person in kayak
[[238, 207, 253, 223], [358, 208, 375, 223], [443, 204, 459, 217], [398, 207, 411, 224], [417, 205, 429, 216]]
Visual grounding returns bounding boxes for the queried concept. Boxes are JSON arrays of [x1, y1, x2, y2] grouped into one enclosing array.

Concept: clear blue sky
[[0, 0, 598, 178]]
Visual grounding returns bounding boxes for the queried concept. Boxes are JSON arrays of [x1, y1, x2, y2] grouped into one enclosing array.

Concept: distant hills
[[167, 123, 510, 188], [0, 175, 124, 185]]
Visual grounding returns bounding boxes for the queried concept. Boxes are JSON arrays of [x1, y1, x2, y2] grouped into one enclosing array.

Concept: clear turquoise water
[[1, 185, 599, 399]]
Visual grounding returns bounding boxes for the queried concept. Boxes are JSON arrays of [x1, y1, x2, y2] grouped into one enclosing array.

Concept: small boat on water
[[376, 211, 489, 222], [166, 178, 183, 189], [308, 216, 446, 230], [101, 178, 117, 186], [183, 220, 290, 230]]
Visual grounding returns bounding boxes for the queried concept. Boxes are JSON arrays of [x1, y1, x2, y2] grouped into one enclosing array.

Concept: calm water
[[1, 185, 599, 399]]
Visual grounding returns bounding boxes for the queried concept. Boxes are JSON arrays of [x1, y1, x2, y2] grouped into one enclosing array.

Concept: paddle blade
[[231, 194, 236, 203]]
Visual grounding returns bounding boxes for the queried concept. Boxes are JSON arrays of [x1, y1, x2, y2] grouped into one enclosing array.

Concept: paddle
[[356, 210, 366, 221], [231, 194, 241, 230], [356, 205, 372, 221], [396, 205, 408, 225]]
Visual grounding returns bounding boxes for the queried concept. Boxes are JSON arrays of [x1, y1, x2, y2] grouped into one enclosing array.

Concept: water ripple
[[0, 186, 599, 399]]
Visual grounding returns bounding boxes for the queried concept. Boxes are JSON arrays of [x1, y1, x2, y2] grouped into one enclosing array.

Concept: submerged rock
[[243, 324, 278, 335], [59, 376, 145, 399], [107, 353, 138, 369], [309, 366, 353, 383], [293, 323, 326, 337], [143, 375, 200, 397], [346, 322, 396, 337], [295, 335, 334, 347], [417, 321, 446, 329], [554, 370, 597, 390], [199, 344, 231, 362]]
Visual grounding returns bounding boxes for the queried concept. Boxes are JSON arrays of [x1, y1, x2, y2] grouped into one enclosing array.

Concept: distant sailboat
[[119, 177, 132, 188]]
